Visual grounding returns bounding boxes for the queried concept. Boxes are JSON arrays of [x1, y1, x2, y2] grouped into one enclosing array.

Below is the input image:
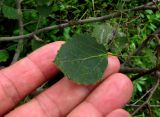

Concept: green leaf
[[143, 48, 157, 67], [63, 27, 71, 41], [31, 40, 45, 50], [54, 34, 107, 84], [0, 50, 9, 62], [6, 44, 17, 51], [136, 83, 143, 92], [145, 10, 153, 15], [2, 5, 18, 19], [37, 5, 52, 17], [92, 23, 113, 47], [110, 37, 128, 54]]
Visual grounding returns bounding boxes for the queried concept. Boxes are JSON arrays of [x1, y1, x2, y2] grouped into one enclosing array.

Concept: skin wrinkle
[[67, 101, 104, 117], [34, 97, 51, 117], [106, 109, 131, 117], [27, 42, 63, 79], [0, 72, 21, 105], [0, 57, 47, 98], [44, 77, 94, 116], [54, 78, 91, 115], [43, 91, 62, 117], [84, 101, 104, 117], [26, 57, 47, 80]]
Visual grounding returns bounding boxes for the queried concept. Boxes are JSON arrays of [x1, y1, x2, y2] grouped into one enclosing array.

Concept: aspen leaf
[[54, 34, 107, 84], [92, 23, 113, 46]]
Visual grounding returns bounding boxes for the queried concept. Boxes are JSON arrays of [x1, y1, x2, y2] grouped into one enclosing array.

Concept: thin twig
[[133, 87, 154, 105], [23, 20, 37, 27], [0, 4, 157, 41], [11, 0, 24, 64], [131, 64, 160, 81], [146, 103, 154, 117], [132, 76, 160, 115], [120, 66, 148, 73], [33, 35, 43, 42], [152, 0, 160, 11], [126, 104, 160, 108]]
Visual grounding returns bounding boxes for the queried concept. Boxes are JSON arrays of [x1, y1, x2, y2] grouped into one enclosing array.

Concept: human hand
[[0, 41, 133, 117]]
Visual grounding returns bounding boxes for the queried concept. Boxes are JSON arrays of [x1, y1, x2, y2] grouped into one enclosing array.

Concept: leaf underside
[[54, 34, 107, 84]]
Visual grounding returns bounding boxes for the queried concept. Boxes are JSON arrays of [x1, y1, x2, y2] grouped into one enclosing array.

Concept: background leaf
[[31, 40, 45, 50], [0, 50, 9, 62], [2, 5, 18, 19], [54, 34, 107, 84], [37, 5, 52, 17], [92, 23, 113, 47]]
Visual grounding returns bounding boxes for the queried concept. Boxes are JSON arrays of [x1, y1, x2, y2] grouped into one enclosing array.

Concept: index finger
[[0, 41, 64, 115]]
